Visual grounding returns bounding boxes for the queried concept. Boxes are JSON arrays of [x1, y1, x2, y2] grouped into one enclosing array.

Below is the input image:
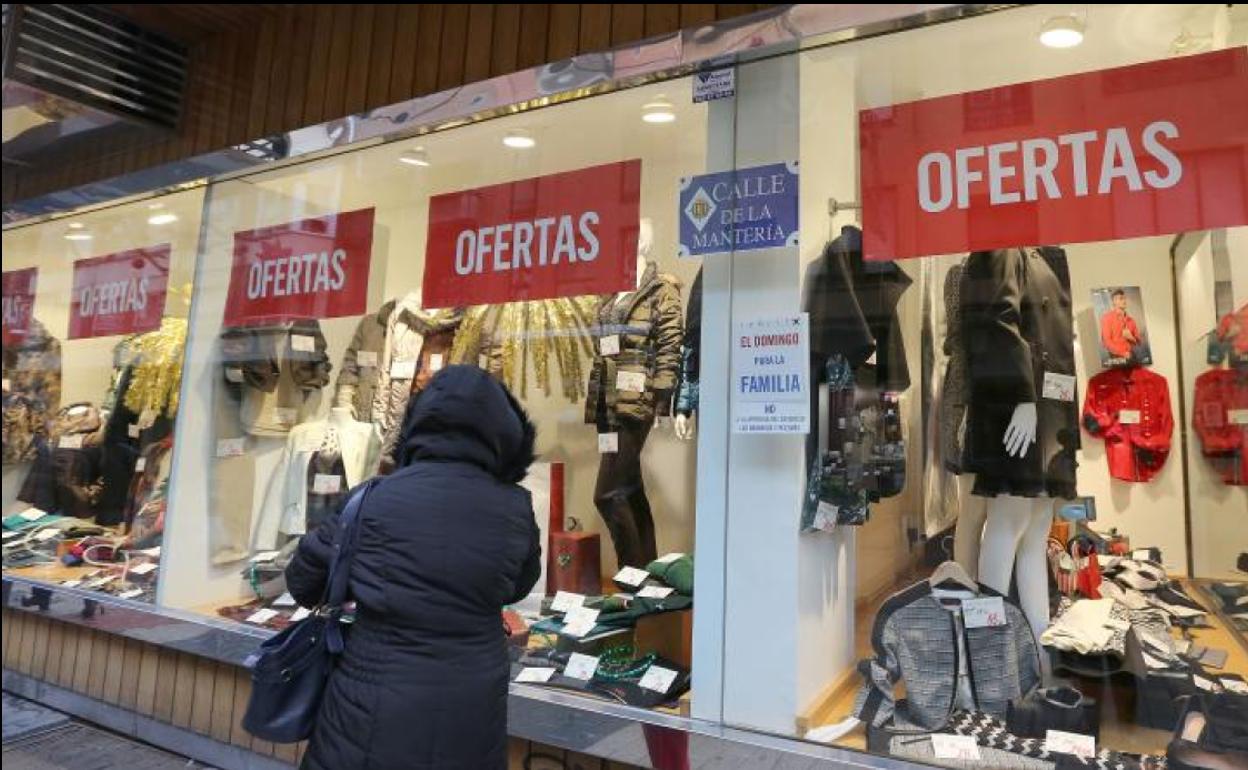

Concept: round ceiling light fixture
[[1039, 14, 1085, 48], [399, 147, 431, 167], [642, 98, 676, 124], [147, 203, 178, 226], [502, 130, 536, 149], [63, 222, 92, 241]]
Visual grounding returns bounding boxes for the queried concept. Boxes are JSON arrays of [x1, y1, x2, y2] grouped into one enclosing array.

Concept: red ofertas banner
[[224, 208, 375, 326], [2, 268, 37, 347], [860, 48, 1248, 260], [423, 160, 642, 309], [69, 247, 169, 339]]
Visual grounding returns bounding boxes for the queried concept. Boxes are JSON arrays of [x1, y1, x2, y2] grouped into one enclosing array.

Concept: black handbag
[[1006, 686, 1100, 740], [241, 479, 376, 743]]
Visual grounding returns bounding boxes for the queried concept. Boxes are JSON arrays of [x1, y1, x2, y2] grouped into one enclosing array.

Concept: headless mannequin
[[976, 402, 1052, 643]]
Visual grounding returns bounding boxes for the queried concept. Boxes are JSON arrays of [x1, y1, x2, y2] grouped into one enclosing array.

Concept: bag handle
[[319, 478, 378, 654]]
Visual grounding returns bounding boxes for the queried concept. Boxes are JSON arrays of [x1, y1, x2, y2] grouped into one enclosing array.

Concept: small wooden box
[[634, 608, 693, 669], [546, 531, 602, 597]]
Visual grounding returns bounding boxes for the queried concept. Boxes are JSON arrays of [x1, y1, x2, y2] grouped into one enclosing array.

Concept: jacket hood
[[377, 297, 465, 335], [396, 365, 536, 482]]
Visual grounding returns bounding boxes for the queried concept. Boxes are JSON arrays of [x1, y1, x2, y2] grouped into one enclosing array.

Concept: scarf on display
[[945, 711, 1167, 770], [122, 318, 188, 419], [371, 296, 463, 450]]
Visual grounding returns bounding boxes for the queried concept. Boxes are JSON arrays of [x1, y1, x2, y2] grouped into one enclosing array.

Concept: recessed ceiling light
[[1039, 15, 1084, 48], [503, 130, 535, 149], [399, 147, 430, 167], [642, 98, 676, 124], [148, 212, 179, 226], [64, 222, 92, 241]]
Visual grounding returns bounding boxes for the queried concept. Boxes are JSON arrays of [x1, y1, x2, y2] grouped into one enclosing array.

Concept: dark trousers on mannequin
[[594, 417, 656, 568]]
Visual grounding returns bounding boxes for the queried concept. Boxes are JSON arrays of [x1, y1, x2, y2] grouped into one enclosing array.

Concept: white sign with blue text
[[732, 315, 810, 434], [678, 162, 799, 258]]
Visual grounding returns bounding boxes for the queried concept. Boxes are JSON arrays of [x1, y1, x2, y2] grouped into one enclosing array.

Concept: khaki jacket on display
[[332, 298, 470, 424], [585, 261, 684, 426]]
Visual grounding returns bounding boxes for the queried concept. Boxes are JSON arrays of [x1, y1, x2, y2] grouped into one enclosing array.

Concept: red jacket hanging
[[1082, 366, 1173, 482], [1193, 367, 1248, 486]]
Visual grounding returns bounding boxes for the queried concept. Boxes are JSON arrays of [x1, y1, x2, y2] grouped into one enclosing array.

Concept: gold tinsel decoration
[[451, 297, 597, 402], [122, 317, 188, 419]]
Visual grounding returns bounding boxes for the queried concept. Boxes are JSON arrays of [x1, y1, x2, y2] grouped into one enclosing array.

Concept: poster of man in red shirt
[[1094, 286, 1152, 368]]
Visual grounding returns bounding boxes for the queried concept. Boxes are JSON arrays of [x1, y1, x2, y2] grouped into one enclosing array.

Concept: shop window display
[[777, 5, 1248, 769], [2, 189, 203, 602], [156, 82, 708, 715]]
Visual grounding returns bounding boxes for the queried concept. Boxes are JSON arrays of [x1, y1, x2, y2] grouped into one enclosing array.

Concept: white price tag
[[19, 508, 47, 522], [290, 607, 312, 622], [614, 567, 650, 587], [551, 591, 585, 613], [1045, 730, 1096, 760], [391, 360, 417, 380], [34, 529, 60, 542], [246, 609, 280, 625], [962, 596, 1007, 629], [478, 354, 491, 370], [225, 367, 245, 384], [638, 665, 679, 694], [273, 592, 297, 607], [429, 354, 444, 372], [275, 407, 299, 424], [291, 334, 317, 353], [69, 404, 89, 416], [58, 435, 84, 450], [60, 580, 82, 589], [655, 553, 684, 565], [1042, 372, 1077, 402], [638, 585, 675, 599], [119, 589, 145, 600], [217, 438, 245, 458], [600, 335, 621, 356], [312, 474, 343, 495], [135, 457, 147, 473], [1230, 409, 1248, 426], [564, 653, 600, 681], [356, 351, 378, 368], [1222, 678, 1248, 695], [515, 667, 557, 684], [129, 563, 158, 576], [616, 371, 647, 394], [1119, 409, 1141, 425], [1131, 549, 1153, 562], [1193, 674, 1219, 692], [598, 433, 619, 454], [1, 378, 10, 391], [561, 606, 600, 638], [931, 734, 982, 762], [137, 547, 161, 559], [250, 551, 280, 563], [128, 423, 141, 439]]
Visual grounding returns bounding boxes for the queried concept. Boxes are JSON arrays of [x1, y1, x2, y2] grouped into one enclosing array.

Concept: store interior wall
[[1, 189, 204, 515], [160, 84, 710, 611]]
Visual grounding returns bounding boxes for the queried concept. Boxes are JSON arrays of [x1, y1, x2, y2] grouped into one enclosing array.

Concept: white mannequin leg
[[978, 495, 1053, 640], [953, 476, 987, 579]]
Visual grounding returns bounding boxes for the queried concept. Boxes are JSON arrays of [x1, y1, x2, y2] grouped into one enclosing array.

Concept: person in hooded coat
[[285, 365, 542, 770]]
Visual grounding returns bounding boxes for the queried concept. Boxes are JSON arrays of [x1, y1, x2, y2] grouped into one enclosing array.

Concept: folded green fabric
[[646, 553, 693, 596]]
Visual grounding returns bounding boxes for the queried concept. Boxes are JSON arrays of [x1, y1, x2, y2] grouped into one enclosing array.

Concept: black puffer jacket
[[286, 365, 541, 770]]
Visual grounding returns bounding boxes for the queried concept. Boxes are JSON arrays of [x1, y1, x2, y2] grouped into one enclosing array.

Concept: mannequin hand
[[1003, 402, 1038, 458], [674, 413, 695, 441]]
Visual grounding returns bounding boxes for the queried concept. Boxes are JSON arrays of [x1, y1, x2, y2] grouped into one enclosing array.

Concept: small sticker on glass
[[962, 596, 1007, 629], [1118, 409, 1141, 425]]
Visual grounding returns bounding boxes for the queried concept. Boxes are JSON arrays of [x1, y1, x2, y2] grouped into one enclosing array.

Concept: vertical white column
[[719, 54, 806, 734]]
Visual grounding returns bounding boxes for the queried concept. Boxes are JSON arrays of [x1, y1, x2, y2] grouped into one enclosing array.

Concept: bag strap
[[320, 478, 378, 654]]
